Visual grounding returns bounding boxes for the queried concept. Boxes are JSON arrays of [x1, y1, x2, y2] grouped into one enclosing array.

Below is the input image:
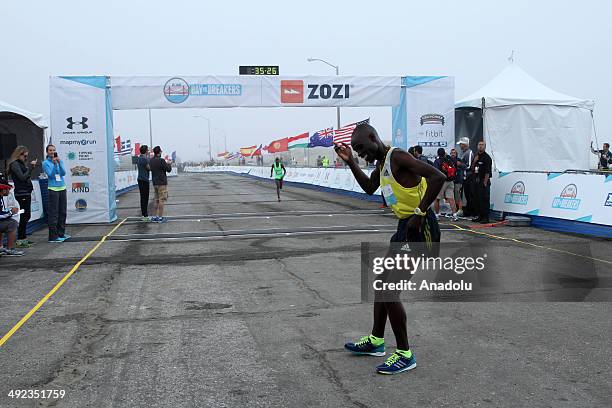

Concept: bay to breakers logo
[[420, 114, 445, 126], [552, 184, 580, 210], [504, 181, 528, 205], [163, 77, 243, 104]]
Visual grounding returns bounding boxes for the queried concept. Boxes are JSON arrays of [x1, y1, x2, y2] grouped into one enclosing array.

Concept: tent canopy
[[0, 99, 47, 128], [455, 63, 595, 172], [456, 63, 594, 110]]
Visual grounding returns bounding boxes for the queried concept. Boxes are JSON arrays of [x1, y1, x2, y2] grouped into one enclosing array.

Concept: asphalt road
[[0, 172, 611, 407]]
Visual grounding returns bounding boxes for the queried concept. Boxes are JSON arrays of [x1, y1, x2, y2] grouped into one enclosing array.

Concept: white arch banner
[[111, 76, 401, 109]]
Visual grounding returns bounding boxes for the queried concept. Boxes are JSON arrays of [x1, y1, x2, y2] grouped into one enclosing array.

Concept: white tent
[[456, 63, 595, 172], [0, 99, 47, 128]]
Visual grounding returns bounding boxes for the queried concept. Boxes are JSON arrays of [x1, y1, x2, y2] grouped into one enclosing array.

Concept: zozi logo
[[66, 117, 88, 130], [72, 182, 90, 193], [552, 184, 580, 210], [307, 84, 350, 100], [504, 181, 529, 205]]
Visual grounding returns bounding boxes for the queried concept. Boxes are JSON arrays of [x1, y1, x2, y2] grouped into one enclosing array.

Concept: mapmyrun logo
[[163, 77, 242, 104], [59, 139, 97, 146], [504, 181, 529, 205], [72, 182, 90, 193], [75, 198, 87, 212], [552, 184, 580, 210], [420, 114, 445, 126]]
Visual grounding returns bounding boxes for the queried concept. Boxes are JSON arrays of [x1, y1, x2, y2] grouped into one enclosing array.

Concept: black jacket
[[149, 157, 172, 186], [9, 159, 33, 197]]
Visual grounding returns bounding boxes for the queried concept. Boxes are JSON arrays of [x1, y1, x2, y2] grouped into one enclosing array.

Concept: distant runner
[[270, 157, 286, 202], [335, 123, 445, 375]]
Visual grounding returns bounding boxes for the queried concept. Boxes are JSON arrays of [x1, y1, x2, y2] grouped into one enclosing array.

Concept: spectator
[[43, 144, 70, 242], [322, 156, 330, 167], [591, 142, 611, 170], [7, 146, 37, 247], [414, 145, 434, 166], [316, 155, 323, 167], [449, 148, 464, 218], [149, 146, 172, 223], [137, 145, 151, 221], [433, 148, 457, 220], [0, 179, 24, 256], [471, 141, 492, 224], [456, 137, 475, 217]]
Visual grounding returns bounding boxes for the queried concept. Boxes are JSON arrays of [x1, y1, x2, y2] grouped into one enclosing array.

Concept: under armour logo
[[66, 117, 88, 130]]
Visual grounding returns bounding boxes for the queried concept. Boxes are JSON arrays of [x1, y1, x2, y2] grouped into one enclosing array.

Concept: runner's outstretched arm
[[334, 142, 380, 194]]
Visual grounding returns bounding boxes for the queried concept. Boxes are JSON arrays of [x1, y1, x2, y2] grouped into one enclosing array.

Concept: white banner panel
[[490, 172, 547, 215], [111, 76, 401, 110], [406, 77, 455, 161], [50, 77, 115, 224], [592, 176, 612, 225], [538, 173, 605, 223]]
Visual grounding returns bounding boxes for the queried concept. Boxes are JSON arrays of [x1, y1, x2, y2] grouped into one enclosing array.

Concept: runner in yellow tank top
[[334, 123, 445, 375]]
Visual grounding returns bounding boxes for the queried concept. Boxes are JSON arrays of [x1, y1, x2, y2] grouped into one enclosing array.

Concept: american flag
[[120, 139, 132, 156], [333, 118, 370, 145]]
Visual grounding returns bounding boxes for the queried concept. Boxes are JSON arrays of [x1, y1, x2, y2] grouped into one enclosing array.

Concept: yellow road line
[[0, 218, 126, 348], [449, 223, 612, 266]]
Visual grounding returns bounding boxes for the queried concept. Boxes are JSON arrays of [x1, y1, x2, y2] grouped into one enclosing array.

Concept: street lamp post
[[193, 115, 212, 161], [307, 57, 341, 130]]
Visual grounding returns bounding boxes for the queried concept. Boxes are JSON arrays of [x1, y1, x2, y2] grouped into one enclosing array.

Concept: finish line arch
[[50, 75, 454, 223]]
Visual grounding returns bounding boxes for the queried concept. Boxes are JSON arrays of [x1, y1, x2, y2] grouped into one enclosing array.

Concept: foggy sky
[[3, 0, 610, 161]]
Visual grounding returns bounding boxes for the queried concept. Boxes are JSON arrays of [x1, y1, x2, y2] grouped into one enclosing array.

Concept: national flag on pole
[[288, 132, 310, 149], [171, 151, 176, 162], [267, 138, 288, 153], [250, 144, 263, 157], [115, 135, 121, 153], [120, 139, 132, 156], [309, 128, 334, 147], [240, 145, 258, 156], [217, 151, 229, 158], [226, 152, 240, 160], [333, 118, 370, 145], [134, 143, 141, 156]]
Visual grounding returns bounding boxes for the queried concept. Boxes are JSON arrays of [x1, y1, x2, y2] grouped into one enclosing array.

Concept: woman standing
[[42, 144, 69, 242], [7, 146, 37, 247]]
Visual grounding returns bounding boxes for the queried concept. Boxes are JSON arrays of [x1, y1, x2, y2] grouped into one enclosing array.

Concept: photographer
[[7, 146, 37, 247], [0, 180, 24, 256], [43, 144, 69, 242]]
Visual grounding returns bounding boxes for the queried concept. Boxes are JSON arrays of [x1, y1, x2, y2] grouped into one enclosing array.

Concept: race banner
[[394, 77, 455, 160], [50, 76, 116, 223], [110, 76, 401, 109]]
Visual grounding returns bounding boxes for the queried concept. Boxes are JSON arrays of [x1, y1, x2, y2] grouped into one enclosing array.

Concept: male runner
[[270, 157, 286, 202], [335, 123, 445, 374]]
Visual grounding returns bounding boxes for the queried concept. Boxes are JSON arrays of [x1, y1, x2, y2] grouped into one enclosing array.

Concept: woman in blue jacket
[[42, 144, 69, 242]]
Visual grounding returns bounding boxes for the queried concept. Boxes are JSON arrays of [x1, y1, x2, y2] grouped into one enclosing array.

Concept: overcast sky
[[3, 0, 610, 161]]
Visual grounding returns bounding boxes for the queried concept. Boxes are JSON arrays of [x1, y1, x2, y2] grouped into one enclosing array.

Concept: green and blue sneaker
[[344, 335, 385, 356], [376, 350, 416, 375]]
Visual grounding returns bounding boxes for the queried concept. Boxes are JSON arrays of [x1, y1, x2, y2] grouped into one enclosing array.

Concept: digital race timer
[[239, 66, 279, 75]]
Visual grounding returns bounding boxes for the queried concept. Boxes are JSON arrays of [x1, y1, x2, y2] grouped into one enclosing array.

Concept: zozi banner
[[49, 76, 116, 224], [110, 76, 401, 109]]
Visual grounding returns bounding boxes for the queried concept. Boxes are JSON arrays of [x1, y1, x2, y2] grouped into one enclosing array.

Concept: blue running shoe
[[58, 234, 71, 241], [344, 335, 385, 356], [376, 351, 417, 375]]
